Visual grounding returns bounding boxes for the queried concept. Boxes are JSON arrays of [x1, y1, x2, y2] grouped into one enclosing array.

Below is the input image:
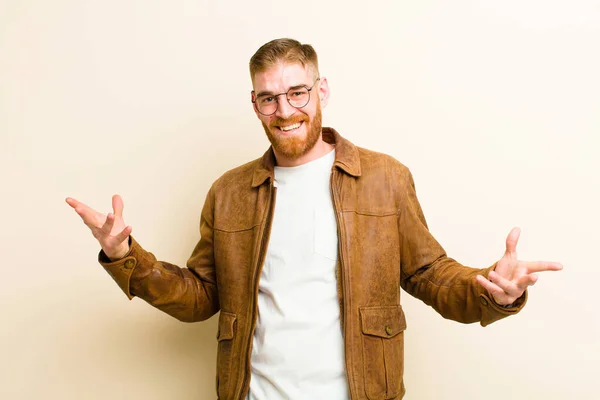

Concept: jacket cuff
[[98, 236, 140, 300], [478, 264, 528, 327]]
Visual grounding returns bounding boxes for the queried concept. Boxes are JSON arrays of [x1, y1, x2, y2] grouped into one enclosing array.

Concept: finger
[[65, 197, 79, 208], [523, 261, 563, 273], [67, 198, 101, 226], [113, 226, 132, 244], [112, 194, 124, 218], [504, 227, 521, 258], [66, 197, 90, 213], [488, 271, 522, 297], [515, 273, 538, 288], [476, 275, 508, 302], [101, 213, 116, 235]]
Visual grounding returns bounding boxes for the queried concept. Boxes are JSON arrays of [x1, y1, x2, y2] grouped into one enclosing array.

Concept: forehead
[[253, 62, 313, 93]]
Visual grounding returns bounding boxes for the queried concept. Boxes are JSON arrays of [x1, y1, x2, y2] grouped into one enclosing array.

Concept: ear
[[317, 77, 330, 108], [251, 91, 261, 119]]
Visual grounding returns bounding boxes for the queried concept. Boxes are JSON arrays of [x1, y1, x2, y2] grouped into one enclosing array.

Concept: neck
[[274, 138, 334, 167]]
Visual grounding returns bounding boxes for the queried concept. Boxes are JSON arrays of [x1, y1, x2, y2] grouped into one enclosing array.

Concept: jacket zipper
[[239, 181, 277, 399], [330, 169, 353, 398]]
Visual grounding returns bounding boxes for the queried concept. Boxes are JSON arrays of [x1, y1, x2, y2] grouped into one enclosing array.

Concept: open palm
[[476, 227, 562, 305], [66, 194, 132, 260]]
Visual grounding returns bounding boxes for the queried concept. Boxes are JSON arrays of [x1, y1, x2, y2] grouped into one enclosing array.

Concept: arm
[[398, 170, 526, 326], [99, 186, 220, 322], [67, 187, 220, 323]]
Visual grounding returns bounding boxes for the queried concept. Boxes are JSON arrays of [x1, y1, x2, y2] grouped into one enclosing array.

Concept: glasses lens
[[256, 95, 277, 115], [287, 87, 310, 108]]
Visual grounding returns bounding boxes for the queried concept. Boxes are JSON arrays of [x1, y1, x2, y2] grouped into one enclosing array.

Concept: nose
[[275, 95, 296, 120]]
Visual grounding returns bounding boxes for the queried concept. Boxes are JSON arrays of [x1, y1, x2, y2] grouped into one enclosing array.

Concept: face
[[252, 63, 329, 162]]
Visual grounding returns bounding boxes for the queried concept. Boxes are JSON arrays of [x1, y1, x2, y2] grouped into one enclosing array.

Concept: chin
[[261, 109, 322, 160]]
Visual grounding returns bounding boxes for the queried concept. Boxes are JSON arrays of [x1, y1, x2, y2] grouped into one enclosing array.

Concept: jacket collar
[[251, 127, 362, 188]]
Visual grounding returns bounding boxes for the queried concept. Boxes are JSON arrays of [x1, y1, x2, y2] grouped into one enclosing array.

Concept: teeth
[[280, 122, 301, 132]]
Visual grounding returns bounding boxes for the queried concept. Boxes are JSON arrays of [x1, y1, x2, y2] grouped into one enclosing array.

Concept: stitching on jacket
[[213, 224, 260, 233], [340, 210, 398, 217]]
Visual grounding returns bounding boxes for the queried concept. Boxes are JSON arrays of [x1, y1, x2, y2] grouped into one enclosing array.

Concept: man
[[66, 38, 562, 400]]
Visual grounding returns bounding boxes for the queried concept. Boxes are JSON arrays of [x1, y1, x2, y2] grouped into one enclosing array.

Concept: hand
[[66, 194, 132, 261], [476, 227, 563, 306]]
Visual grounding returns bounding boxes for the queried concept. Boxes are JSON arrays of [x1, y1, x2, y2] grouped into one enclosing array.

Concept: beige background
[[1, 0, 598, 399]]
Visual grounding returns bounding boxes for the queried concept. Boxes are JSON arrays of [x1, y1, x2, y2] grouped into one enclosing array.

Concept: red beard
[[262, 106, 322, 160]]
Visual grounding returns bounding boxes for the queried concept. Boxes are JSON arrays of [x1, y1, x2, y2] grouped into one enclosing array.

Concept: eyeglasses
[[252, 78, 320, 116]]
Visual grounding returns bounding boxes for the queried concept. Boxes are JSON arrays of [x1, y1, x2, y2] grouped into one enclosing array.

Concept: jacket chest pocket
[[360, 306, 407, 400], [216, 311, 237, 399]]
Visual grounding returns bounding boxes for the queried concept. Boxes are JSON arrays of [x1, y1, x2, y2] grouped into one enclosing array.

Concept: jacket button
[[385, 325, 393, 336], [480, 297, 489, 307], [124, 259, 135, 269]]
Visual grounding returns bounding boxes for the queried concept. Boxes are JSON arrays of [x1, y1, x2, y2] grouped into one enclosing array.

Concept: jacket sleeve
[[398, 170, 526, 326], [98, 185, 220, 322]]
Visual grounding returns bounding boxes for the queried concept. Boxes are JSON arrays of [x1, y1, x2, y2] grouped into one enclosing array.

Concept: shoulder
[[355, 146, 412, 180], [211, 157, 262, 193]]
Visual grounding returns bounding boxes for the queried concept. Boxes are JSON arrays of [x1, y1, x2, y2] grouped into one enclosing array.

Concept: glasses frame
[[252, 78, 321, 116]]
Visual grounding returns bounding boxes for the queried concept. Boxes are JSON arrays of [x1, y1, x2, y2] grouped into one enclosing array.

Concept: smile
[[277, 122, 303, 132]]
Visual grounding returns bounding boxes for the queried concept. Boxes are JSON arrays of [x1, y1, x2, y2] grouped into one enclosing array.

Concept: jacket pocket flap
[[217, 311, 237, 342], [360, 305, 406, 338]]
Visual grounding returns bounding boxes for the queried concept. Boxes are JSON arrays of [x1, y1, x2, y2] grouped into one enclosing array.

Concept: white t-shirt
[[247, 149, 349, 400]]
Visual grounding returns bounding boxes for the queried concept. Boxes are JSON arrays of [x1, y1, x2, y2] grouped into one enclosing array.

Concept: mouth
[[275, 121, 304, 134]]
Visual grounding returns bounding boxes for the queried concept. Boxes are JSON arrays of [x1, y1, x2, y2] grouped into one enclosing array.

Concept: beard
[[261, 105, 323, 161]]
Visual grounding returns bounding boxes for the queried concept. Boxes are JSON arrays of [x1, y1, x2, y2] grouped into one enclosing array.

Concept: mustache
[[269, 114, 309, 129]]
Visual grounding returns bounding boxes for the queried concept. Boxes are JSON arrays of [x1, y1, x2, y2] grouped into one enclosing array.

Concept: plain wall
[[1, 1, 598, 399]]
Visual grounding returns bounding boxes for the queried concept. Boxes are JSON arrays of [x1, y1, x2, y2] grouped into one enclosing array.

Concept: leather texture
[[99, 127, 527, 399]]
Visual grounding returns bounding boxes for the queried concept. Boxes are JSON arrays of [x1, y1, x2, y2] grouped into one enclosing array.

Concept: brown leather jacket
[[100, 128, 526, 400]]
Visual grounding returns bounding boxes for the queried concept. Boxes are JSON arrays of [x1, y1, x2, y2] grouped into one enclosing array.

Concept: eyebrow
[[255, 83, 310, 98]]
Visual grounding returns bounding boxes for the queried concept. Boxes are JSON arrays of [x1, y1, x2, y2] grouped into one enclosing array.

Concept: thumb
[[504, 226, 521, 258], [112, 194, 124, 217]]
